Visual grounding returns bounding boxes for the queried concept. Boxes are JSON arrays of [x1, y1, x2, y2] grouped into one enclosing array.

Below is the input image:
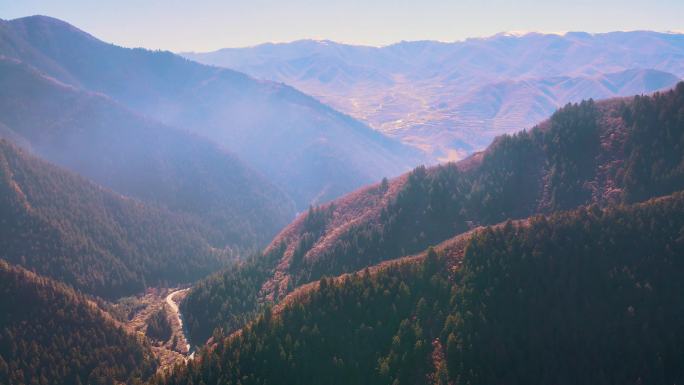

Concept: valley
[[114, 287, 195, 373], [185, 32, 684, 162], [0, 8, 683, 385]]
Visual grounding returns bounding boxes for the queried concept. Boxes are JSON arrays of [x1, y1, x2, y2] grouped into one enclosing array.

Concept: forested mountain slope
[[181, 83, 684, 343], [162, 191, 684, 385], [0, 15, 422, 208], [0, 138, 226, 298], [0, 260, 157, 384], [0, 57, 295, 254]]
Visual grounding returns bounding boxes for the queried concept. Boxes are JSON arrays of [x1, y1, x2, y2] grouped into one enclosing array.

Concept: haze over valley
[[1, 16, 421, 210], [185, 32, 684, 161]]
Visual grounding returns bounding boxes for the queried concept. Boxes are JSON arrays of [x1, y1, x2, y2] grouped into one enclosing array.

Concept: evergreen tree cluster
[[444, 192, 684, 384], [620, 82, 684, 202], [160, 191, 684, 385], [183, 84, 684, 342], [301, 84, 683, 287], [180, 245, 286, 344], [0, 260, 157, 385], [146, 308, 172, 343], [159, 248, 450, 385], [0, 139, 230, 299]]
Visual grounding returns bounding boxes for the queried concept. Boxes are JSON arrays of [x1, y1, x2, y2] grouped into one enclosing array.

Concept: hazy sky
[[1, 0, 683, 52]]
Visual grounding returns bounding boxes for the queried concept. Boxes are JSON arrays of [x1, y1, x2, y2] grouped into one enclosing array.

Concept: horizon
[[2, 0, 683, 52], [3, 14, 684, 53], [183, 29, 684, 53]]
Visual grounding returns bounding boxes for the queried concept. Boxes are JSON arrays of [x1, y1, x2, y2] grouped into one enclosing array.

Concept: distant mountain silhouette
[[184, 31, 684, 161]]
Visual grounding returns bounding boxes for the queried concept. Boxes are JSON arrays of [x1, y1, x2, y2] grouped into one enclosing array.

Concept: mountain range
[[1, 13, 684, 385], [0, 16, 422, 209], [184, 31, 684, 161]]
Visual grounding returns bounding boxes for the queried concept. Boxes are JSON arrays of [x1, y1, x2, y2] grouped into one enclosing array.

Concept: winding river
[[165, 288, 195, 359]]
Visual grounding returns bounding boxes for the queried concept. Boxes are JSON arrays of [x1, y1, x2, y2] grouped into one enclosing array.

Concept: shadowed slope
[[0, 137, 227, 298], [0, 260, 157, 384], [1, 15, 423, 208], [0, 57, 295, 254]]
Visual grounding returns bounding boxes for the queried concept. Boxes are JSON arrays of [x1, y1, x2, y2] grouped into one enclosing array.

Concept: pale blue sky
[[1, 0, 683, 52]]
